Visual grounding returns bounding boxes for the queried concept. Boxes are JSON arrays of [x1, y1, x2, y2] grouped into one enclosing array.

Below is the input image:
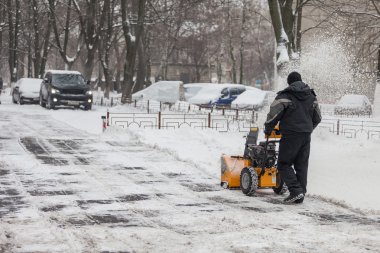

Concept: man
[[264, 72, 321, 204]]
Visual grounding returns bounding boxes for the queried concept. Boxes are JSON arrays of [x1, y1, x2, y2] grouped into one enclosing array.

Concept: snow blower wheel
[[272, 174, 287, 195], [240, 167, 258, 196]]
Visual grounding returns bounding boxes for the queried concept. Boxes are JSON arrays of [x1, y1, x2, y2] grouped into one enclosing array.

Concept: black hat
[[287, 71, 302, 85]]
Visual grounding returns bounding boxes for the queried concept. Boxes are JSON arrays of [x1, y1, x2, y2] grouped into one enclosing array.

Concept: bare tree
[[120, 0, 147, 103], [49, 0, 83, 70], [73, 0, 100, 79], [31, 0, 52, 78], [7, 0, 21, 83], [98, 0, 116, 98], [0, 1, 6, 75]]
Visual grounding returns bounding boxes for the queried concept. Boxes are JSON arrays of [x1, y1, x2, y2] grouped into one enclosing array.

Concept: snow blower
[[220, 126, 287, 196]]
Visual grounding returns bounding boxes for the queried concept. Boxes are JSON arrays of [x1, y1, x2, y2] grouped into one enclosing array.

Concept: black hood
[[52, 83, 87, 90], [280, 81, 312, 100]]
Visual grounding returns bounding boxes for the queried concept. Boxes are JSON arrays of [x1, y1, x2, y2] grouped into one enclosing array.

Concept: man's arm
[[312, 100, 322, 129], [264, 97, 292, 135]]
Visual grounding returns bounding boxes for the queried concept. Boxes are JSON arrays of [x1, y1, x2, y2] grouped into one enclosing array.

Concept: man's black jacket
[[264, 81, 322, 135]]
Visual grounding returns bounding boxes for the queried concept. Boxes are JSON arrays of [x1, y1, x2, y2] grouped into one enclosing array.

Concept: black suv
[[39, 70, 93, 110]]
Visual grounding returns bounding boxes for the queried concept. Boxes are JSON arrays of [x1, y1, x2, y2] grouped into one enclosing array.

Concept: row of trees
[[0, 0, 379, 102]]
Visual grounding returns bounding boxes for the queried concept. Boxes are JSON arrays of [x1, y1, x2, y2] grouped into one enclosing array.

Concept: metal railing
[[104, 110, 380, 139], [105, 111, 255, 132], [319, 118, 380, 139]]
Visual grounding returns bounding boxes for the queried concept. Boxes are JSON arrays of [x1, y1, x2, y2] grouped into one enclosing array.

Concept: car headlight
[[51, 88, 60, 94], [86, 90, 93, 95]]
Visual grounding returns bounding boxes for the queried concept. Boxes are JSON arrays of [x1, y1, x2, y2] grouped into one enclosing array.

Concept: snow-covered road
[[0, 100, 379, 252]]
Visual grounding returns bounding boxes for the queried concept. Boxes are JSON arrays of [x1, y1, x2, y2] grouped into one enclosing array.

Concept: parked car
[[39, 70, 93, 110], [183, 83, 213, 101], [231, 88, 271, 110], [12, 78, 43, 104], [334, 94, 372, 116], [132, 81, 184, 103], [188, 84, 248, 108]]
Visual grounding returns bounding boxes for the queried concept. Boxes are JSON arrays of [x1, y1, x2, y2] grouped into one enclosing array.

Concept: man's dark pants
[[278, 132, 311, 195]]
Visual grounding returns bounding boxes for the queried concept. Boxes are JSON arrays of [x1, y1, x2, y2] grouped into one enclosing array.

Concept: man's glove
[[264, 129, 272, 136]]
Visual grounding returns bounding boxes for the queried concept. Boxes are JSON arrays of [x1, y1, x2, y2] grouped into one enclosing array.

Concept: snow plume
[[294, 36, 374, 104]]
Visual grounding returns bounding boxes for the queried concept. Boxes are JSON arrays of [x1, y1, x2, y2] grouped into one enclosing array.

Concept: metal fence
[[106, 111, 255, 132], [105, 110, 380, 139], [318, 118, 380, 139]]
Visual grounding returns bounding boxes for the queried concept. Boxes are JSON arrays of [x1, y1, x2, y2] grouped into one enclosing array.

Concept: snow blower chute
[[220, 126, 287, 196]]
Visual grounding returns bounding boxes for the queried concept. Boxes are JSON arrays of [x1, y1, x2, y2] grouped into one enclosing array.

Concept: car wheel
[[46, 95, 55, 110], [84, 104, 92, 111], [12, 94, 17, 104], [19, 97, 24, 105], [39, 95, 46, 108]]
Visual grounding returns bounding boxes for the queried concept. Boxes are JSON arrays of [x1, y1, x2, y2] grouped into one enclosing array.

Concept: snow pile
[[310, 129, 380, 212]]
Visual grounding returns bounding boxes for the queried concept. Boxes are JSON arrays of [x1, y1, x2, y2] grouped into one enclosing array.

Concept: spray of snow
[[293, 36, 375, 104], [276, 43, 289, 67]]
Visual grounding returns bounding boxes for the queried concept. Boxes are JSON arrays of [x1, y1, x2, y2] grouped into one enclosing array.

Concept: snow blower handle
[[260, 136, 270, 176]]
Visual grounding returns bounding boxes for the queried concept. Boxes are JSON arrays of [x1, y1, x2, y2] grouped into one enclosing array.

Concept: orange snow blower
[[221, 126, 287, 196]]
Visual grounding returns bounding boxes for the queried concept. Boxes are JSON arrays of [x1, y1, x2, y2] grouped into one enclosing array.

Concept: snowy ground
[[0, 93, 379, 252]]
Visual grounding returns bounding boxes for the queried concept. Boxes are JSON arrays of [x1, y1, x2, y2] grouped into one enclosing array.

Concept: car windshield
[[52, 74, 86, 86]]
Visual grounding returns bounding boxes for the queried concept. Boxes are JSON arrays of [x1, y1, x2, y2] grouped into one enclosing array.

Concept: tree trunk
[[7, 0, 16, 83], [377, 44, 380, 82], [144, 30, 152, 85], [295, 0, 303, 53], [78, 0, 99, 80], [268, 0, 287, 47], [121, 0, 147, 103], [49, 0, 82, 70], [133, 39, 147, 94], [39, 17, 52, 78], [32, 0, 40, 78], [280, 0, 294, 53], [114, 43, 124, 93], [227, 2, 237, 84], [239, 0, 247, 84], [98, 0, 114, 99], [0, 1, 4, 74], [268, 0, 290, 90]]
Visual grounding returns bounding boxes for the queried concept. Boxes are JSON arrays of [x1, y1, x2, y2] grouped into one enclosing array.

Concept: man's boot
[[284, 192, 304, 204]]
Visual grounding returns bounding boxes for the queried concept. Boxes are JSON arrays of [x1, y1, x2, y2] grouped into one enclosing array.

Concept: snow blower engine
[[220, 126, 287, 196]]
